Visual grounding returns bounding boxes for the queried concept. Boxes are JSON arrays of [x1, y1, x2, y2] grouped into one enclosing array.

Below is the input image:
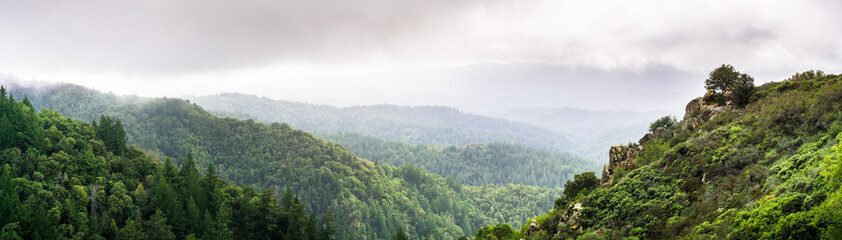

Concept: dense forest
[[474, 69, 842, 239], [4, 83, 568, 239], [324, 132, 595, 188], [186, 93, 576, 155], [0, 88, 336, 239]]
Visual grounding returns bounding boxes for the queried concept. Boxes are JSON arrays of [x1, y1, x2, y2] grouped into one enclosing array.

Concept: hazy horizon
[[2, 0, 841, 114]]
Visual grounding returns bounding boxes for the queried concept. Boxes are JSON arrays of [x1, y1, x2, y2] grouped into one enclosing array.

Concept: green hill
[[323, 132, 595, 188], [186, 93, 575, 155], [5, 83, 566, 239], [0, 87, 336, 239], [474, 70, 842, 239]]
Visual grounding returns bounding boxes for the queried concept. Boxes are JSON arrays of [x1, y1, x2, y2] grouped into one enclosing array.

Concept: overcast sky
[[1, 0, 841, 113]]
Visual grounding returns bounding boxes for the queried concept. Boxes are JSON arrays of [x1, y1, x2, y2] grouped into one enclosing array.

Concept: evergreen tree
[[0, 165, 21, 228], [20, 95, 32, 111], [185, 197, 201, 234], [202, 210, 216, 240], [319, 211, 337, 240], [145, 210, 176, 240], [215, 201, 233, 240], [393, 228, 410, 240], [93, 115, 127, 156]]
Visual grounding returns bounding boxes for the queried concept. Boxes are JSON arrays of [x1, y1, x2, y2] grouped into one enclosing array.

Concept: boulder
[[653, 127, 668, 138], [702, 90, 718, 105], [523, 219, 542, 237], [600, 145, 639, 187], [638, 133, 654, 146], [683, 97, 702, 120], [682, 91, 737, 131], [555, 202, 585, 238]]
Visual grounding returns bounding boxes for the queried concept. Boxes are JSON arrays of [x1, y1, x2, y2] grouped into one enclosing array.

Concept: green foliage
[[0, 94, 337, 239], [558, 172, 600, 208], [392, 228, 410, 240], [186, 93, 573, 154], [478, 72, 842, 239], [576, 232, 606, 240], [475, 223, 521, 240], [705, 64, 741, 93], [6, 84, 564, 239], [649, 116, 677, 132], [732, 73, 756, 108], [704, 64, 756, 108], [93, 115, 128, 156], [638, 139, 669, 166], [325, 132, 592, 188]]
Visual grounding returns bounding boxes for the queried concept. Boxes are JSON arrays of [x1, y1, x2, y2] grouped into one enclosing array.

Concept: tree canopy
[[0, 92, 337, 239]]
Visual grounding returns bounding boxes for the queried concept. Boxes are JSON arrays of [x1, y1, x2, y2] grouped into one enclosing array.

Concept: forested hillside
[[474, 70, 842, 239], [186, 93, 574, 154], [0, 88, 336, 239], [4, 83, 566, 239], [324, 132, 595, 188]]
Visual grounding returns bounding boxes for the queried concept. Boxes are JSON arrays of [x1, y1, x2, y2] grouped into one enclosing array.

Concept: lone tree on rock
[[705, 64, 741, 93], [705, 64, 755, 108]]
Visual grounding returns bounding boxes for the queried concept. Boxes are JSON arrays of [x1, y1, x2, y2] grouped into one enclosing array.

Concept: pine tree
[[93, 115, 128, 156], [21, 95, 32, 111], [202, 163, 221, 214], [202, 210, 216, 240], [215, 201, 233, 240], [145, 210, 176, 240], [318, 211, 337, 240], [185, 197, 201, 234], [0, 165, 22, 228], [393, 228, 410, 240]]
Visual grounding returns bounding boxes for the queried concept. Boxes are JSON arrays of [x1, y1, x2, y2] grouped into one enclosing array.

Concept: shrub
[[563, 172, 600, 202], [649, 116, 678, 132], [733, 73, 756, 108], [638, 139, 669, 166]]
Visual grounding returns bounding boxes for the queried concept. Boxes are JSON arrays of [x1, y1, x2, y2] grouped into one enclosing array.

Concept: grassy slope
[[482, 72, 842, 240]]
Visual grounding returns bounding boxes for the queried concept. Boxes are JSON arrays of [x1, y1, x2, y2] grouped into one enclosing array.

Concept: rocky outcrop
[[523, 219, 542, 238], [599, 145, 639, 188], [640, 127, 672, 146], [682, 90, 734, 131], [638, 132, 654, 146], [554, 202, 585, 238]]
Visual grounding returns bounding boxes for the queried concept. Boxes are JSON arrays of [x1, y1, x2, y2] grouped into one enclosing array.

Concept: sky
[[1, 0, 841, 113]]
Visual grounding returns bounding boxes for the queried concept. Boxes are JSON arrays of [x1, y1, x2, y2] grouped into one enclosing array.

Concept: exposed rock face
[[554, 202, 585, 238], [682, 90, 735, 131], [653, 127, 668, 138], [599, 145, 639, 187], [638, 132, 654, 146], [523, 219, 542, 237]]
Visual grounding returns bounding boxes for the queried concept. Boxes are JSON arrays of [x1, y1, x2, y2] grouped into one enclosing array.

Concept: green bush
[[649, 116, 678, 132], [638, 139, 669, 166]]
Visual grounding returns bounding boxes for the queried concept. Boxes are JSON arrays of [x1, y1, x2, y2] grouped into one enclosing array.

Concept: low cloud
[[1, 0, 840, 112]]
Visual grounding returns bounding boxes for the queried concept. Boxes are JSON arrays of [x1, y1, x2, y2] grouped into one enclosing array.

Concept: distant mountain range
[[186, 93, 577, 154], [491, 107, 680, 161]]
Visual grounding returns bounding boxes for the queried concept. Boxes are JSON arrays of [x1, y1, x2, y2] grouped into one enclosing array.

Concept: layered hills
[[3, 82, 581, 239], [186, 93, 574, 155]]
